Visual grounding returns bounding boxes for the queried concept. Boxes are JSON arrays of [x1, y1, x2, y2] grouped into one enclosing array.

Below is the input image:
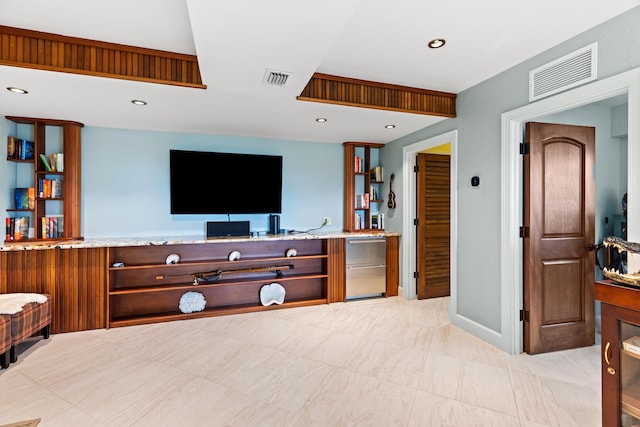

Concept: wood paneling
[[0, 248, 106, 333], [0, 25, 205, 89], [385, 235, 399, 297], [299, 73, 456, 117], [327, 238, 346, 302]]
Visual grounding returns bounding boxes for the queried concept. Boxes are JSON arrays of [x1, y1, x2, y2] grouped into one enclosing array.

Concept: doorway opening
[[401, 130, 458, 315], [501, 68, 640, 354]]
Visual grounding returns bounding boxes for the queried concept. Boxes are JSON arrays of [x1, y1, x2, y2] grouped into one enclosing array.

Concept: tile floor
[[0, 297, 601, 426]]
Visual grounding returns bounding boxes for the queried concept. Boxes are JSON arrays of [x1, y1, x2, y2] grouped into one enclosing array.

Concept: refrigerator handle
[[346, 265, 386, 270], [347, 239, 386, 244]]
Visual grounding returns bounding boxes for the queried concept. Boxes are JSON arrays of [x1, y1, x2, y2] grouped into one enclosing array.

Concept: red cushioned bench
[[0, 314, 10, 369], [9, 296, 52, 364]]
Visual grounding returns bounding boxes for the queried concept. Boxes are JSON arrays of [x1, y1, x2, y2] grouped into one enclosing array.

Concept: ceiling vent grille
[[529, 42, 597, 102], [263, 69, 292, 87]]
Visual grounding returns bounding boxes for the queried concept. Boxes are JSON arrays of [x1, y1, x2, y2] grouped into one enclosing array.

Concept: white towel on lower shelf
[[0, 293, 48, 315]]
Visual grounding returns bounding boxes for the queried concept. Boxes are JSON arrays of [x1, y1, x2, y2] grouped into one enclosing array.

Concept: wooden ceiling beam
[[0, 25, 206, 89], [297, 72, 456, 117]]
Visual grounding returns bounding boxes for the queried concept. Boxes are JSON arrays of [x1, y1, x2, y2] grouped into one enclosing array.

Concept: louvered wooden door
[[416, 153, 450, 299]]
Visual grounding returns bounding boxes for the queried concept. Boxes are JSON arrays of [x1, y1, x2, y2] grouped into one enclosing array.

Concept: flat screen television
[[170, 149, 282, 214]]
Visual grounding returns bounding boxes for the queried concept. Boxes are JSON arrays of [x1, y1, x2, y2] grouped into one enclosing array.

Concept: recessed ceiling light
[[316, 118, 327, 122], [131, 99, 147, 106], [427, 38, 446, 49], [7, 87, 28, 94], [385, 124, 396, 129]]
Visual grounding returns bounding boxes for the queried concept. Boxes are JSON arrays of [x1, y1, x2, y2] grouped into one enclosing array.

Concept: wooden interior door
[[416, 153, 450, 299], [523, 122, 596, 354]]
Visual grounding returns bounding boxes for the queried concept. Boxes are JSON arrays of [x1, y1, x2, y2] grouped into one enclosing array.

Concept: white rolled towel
[[0, 293, 48, 315]]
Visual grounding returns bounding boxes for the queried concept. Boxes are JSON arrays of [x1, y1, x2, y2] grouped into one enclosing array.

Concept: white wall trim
[[401, 130, 458, 312], [501, 68, 640, 355]]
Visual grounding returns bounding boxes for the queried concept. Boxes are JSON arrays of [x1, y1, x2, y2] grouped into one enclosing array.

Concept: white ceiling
[[1, 0, 639, 144]]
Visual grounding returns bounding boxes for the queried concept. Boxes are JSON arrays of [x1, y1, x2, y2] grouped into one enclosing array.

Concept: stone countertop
[[0, 230, 399, 251]]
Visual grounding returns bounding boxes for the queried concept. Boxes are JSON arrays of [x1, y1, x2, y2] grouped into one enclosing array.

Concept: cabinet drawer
[[346, 238, 386, 265], [346, 264, 386, 297]]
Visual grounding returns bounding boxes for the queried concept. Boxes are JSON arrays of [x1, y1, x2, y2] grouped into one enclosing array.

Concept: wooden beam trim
[[0, 25, 206, 88], [298, 72, 456, 117]]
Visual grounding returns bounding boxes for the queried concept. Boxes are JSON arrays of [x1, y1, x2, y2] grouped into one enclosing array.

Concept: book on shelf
[[354, 213, 364, 230], [5, 216, 30, 241], [49, 153, 63, 172], [14, 187, 35, 209], [355, 193, 370, 209], [39, 154, 52, 171], [354, 156, 365, 173], [369, 185, 379, 201], [41, 215, 64, 239], [38, 177, 63, 198], [370, 165, 383, 182], [370, 213, 384, 229], [6, 136, 34, 160], [623, 336, 640, 355]]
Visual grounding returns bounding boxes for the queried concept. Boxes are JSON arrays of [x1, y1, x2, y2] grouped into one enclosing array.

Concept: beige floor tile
[[295, 367, 415, 426], [510, 368, 601, 426], [419, 352, 518, 417], [408, 390, 521, 427]]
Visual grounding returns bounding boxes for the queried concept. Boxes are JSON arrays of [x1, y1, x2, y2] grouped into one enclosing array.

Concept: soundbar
[[206, 221, 250, 237]]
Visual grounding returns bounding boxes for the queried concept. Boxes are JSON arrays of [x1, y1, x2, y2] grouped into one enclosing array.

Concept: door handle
[[587, 243, 598, 252], [604, 342, 616, 375]]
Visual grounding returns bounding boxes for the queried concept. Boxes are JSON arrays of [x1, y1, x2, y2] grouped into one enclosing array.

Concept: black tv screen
[[170, 149, 282, 214]]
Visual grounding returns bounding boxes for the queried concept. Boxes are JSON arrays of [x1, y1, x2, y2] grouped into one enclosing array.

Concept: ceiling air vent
[[263, 69, 292, 87], [529, 42, 597, 102]]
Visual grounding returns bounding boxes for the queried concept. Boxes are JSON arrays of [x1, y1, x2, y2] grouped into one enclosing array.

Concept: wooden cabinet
[[596, 280, 640, 426], [107, 238, 337, 327], [5, 116, 83, 242], [0, 247, 107, 334], [343, 141, 385, 232]]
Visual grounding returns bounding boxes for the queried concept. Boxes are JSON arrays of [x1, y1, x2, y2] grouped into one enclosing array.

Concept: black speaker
[[269, 214, 280, 234], [206, 221, 250, 237]]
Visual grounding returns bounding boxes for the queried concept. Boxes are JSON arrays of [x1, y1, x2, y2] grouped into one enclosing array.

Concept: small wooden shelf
[[6, 158, 34, 163], [107, 254, 327, 271], [109, 273, 329, 295], [623, 348, 640, 361], [622, 380, 640, 419], [108, 298, 329, 328]]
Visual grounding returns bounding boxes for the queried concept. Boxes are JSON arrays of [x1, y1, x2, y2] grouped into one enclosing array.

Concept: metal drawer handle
[[347, 239, 386, 244]]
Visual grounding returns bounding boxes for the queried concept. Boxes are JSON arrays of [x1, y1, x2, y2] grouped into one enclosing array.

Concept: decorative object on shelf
[[165, 253, 181, 264], [599, 236, 638, 286], [112, 262, 125, 268], [178, 291, 206, 313], [387, 173, 397, 209], [191, 264, 294, 285], [228, 250, 242, 261], [259, 282, 286, 306], [285, 248, 297, 257]]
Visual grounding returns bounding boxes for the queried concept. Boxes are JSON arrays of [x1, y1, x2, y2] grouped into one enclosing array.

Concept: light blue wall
[[82, 127, 344, 237], [1, 125, 344, 238], [382, 5, 640, 335]]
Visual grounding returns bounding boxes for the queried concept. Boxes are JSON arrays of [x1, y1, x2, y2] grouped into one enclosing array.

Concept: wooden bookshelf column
[[343, 141, 385, 232], [5, 116, 83, 242]]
